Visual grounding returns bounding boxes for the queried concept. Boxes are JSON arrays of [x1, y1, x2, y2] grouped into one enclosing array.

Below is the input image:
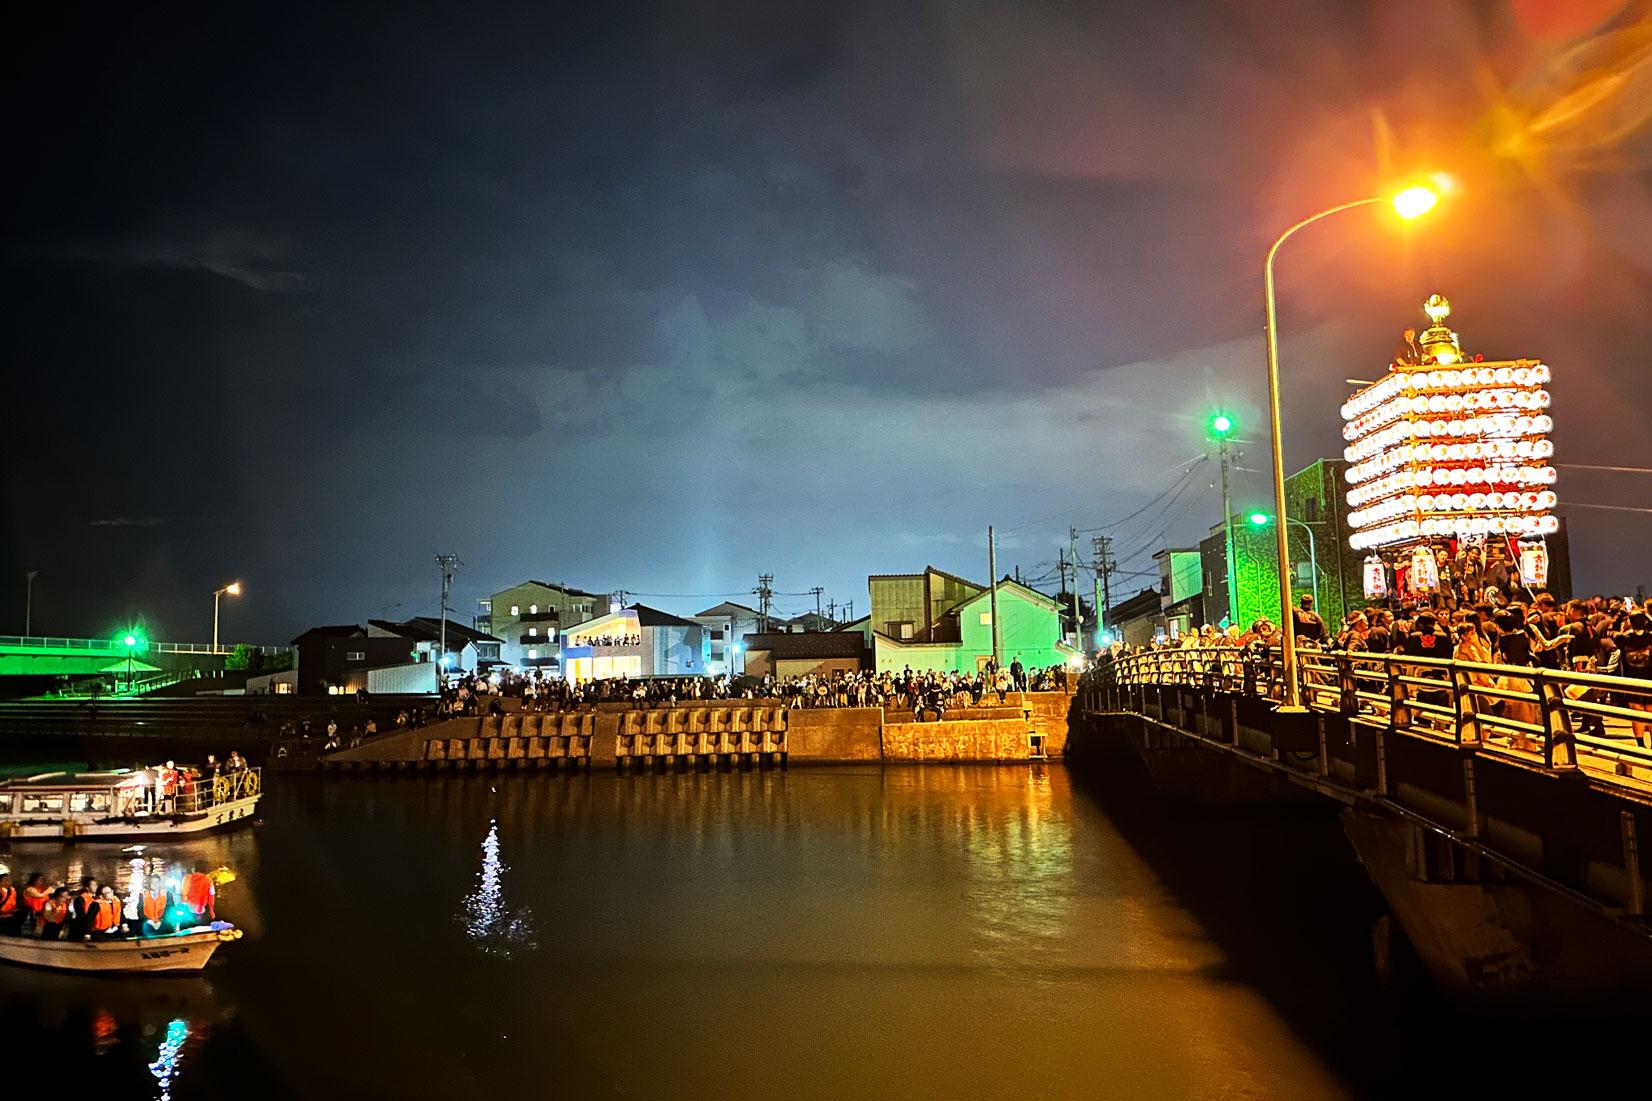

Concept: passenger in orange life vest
[[139, 874, 174, 936], [180, 869, 216, 923], [39, 888, 73, 941], [69, 877, 100, 939], [89, 886, 126, 939], [20, 873, 50, 935], [0, 870, 18, 936]]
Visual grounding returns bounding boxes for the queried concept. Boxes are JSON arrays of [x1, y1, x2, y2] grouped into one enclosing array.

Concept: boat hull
[[0, 929, 237, 974], [0, 794, 260, 841]]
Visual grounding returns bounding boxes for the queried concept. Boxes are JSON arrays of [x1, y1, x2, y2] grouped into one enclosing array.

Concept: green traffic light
[[1210, 413, 1234, 435], [1248, 512, 1271, 526]]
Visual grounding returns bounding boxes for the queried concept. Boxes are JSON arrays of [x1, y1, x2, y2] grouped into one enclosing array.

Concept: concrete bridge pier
[[1342, 809, 1652, 997]]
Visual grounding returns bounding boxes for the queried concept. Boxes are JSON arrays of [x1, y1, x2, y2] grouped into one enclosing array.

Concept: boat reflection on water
[[0, 966, 221, 1098], [459, 817, 535, 957], [149, 1017, 189, 1101]]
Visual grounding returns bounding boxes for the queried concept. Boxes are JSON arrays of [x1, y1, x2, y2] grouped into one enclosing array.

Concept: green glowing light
[[1248, 512, 1271, 526], [1209, 413, 1234, 436]]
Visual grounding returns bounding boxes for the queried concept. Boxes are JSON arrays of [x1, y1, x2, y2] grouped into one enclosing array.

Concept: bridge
[[0, 634, 293, 698], [1078, 646, 1652, 997]]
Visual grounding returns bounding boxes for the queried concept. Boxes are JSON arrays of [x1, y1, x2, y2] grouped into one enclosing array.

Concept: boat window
[[0, 794, 11, 813], [20, 794, 64, 814], [69, 792, 111, 813]]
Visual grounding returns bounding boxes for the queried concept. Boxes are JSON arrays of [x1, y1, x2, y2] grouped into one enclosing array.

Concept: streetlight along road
[[1261, 174, 1451, 711]]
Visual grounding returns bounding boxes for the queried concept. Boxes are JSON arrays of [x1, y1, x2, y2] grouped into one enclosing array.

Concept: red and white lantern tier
[[1342, 312, 1558, 552]]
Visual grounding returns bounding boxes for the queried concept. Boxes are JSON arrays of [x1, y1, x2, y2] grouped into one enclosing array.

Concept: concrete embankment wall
[[324, 691, 1074, 767]]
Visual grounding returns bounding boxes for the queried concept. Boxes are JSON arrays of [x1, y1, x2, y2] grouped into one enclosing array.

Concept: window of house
[[979, 612, 993, 626], [346, 651, 365, 662], [528, 627, 537, 637], [479, 599, 492, 613], [528, 648, 538, 660], [529, 604, 538, 614], [510, 605, 520, 616], [898, 622, 914, 640]]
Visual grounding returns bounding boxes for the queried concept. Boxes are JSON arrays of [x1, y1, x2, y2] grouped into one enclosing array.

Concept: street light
[[1261, 177, 1447, 710], [213, 581, 242, 655], [1208, 414, 1238, 626], [1248, 512, 1320, 619], [121, 630, 143, 693], [25, 571, 37, 637]]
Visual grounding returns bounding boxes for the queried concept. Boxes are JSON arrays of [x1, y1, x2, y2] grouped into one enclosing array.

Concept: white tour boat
[[0, 925, 243, 974], [0, 767, 262, 841]]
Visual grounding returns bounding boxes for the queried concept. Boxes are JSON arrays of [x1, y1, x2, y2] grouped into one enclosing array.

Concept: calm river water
[[2, 764, 1449, 1098]]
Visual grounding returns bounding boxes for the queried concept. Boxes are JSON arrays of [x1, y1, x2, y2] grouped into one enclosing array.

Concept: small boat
[[0, 925, 243, 974], [0, 767, 262, 841]]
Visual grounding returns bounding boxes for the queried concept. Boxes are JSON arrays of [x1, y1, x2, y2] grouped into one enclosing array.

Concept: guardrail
[[0, 635, 293, 656], [1097, 645, 1652, 783]]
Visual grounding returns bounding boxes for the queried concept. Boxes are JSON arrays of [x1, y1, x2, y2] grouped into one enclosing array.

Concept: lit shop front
[[1342, 295, 1556, 601], [559, 610, 644, 682]]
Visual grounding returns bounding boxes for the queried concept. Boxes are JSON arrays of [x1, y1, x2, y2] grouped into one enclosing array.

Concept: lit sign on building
[[1342, 295, 1558, 554]]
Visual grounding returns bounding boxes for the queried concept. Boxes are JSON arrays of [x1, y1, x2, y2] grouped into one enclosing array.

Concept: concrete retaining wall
[[324, 691, 1074, 768], [882, 718, 1039, 761]]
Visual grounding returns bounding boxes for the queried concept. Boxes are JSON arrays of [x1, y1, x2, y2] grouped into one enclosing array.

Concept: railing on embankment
[[1080, 647, 1652, 966]]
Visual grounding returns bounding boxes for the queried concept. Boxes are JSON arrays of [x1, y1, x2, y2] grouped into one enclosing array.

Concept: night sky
[[5, 0, 1652, 644]]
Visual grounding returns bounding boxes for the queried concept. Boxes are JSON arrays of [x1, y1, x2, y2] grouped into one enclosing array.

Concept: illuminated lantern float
[[1343, 296, 1557, 602]]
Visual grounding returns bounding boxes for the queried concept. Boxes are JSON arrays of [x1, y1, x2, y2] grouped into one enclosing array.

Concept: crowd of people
[[1095, 589, 1652, 747], [418, 659, 1076, 722], [0, 866, 216, 941]]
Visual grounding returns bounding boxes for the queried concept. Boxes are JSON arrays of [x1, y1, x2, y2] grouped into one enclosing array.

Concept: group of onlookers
[[1094, 589, 1652, 748]]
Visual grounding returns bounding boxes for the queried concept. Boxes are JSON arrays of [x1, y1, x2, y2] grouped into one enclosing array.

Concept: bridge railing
[[1098, 645, 1652, 781], [0, 635, 293, 656]]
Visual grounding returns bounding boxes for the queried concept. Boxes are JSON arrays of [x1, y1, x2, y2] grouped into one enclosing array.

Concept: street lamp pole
[[1286, 517, 1320, 614], [212, 582, 242, 655], [25, 571, 37, 636], [1264, 197, 1384, 710]]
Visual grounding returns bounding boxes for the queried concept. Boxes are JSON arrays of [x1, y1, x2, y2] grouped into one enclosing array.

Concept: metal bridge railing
[[1098, 645, 1652, 782], [0, 635, 293, 656]]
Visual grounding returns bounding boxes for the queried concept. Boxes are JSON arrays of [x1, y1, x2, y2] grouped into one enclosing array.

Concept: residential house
[[475, 580, 604, 670], [692, 601, 765, 676], [869, 567, 1073, 673], [739, 631, 871, 679], [1103, 588, 1165, 648]]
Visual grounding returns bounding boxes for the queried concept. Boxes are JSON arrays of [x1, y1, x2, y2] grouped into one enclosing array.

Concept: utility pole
[[843, 599, 853, 623], [754, 574, 774, 632], [826, 598, 837, 623], [1069, 527, 1083, 652], [435, 554, 460, 681], [1092, 535, 1115, 641], [809, 586, 824, 620], [988, 526, 1001, 671], [1210, 412, 1238, 626], [25, 571, 37, 636], [1057, 547, 1069, 643]]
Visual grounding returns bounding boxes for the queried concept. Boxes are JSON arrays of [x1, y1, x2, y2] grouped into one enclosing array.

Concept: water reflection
[[6, 767, 1358, 1099], [148, 1018, 188, 1101], [459, 818, 534, 957]]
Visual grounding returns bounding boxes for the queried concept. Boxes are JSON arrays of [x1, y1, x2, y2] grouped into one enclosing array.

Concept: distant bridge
[[1079, 646, 1652, 996], [0, 634, 293, 689]]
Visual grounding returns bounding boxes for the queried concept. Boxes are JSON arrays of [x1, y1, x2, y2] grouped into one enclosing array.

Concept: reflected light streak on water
[[147, 1018, 188, 1101], [459, 818, 534, 957]]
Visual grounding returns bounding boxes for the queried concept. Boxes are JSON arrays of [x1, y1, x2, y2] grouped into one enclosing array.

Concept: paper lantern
[[1362, 555, 1387, 600], [1518, 538, 1550, 589], [1409, 545, 1440, 594]]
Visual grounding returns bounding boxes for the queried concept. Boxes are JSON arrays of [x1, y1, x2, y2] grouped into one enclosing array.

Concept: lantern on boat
[[1518, 536, 1550, 589], [1362, 555, 1388, 600]]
